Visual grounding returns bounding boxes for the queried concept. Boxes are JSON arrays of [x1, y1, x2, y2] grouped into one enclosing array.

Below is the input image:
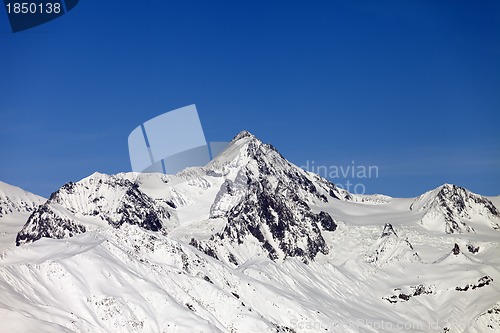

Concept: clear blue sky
[[1, 1, 499, 198]]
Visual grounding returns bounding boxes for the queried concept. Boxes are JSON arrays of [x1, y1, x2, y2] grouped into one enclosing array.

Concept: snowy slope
[[0, 181, 45, 217], [1, 131, 499, 333], [0, 181, 45, 252]]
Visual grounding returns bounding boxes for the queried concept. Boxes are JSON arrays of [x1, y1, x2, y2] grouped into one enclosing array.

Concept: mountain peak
[[433, 242, 472, 264], [381, 223, 398, 238], [367, 225, 420, 266], [231, 130, 256, 142], [410, 183, 500, 233], [0, 181, 45, 218], [436, 183, 466, 198], [15, 173, 171, 246]]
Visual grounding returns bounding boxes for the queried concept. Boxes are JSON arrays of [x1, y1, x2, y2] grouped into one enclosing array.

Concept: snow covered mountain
[[410, 183, 500, 233], [0, 181, 45, 252], [1, 131, 500, 333], [366, 223, 421, 266], [15, 173, 172, 246], [16, 131, 347, 264], [0, 181, 45, 217]]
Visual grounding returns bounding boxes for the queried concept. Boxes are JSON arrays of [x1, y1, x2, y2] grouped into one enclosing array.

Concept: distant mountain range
[[1, 131, 499, 332]]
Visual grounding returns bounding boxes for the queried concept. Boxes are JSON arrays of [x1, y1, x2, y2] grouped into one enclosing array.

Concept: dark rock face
[[436, 185, 499, 219], [16, 175, 170, 246], [204, 135, 341, 263], [367, 223, 421, 266], [49, 176, 170, 227], [381, 223, 397, 238], [243, 139, 331, 204], [455, 276, 493, 291], [411, 184, 500, 233], [318, 211, 337, 232], [435, 185, 478, 233], [467, 243, 480, 254], [452, 243, 461, 255], [16, 205, 86, 246], [189, 238, 219, 260], [219, 180, 333, 262], [107, 184, 166, 231], [383, 284, 434, 303]]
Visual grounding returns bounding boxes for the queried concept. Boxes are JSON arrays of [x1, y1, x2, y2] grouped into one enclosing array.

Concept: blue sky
[[1, 0, 499, 198]]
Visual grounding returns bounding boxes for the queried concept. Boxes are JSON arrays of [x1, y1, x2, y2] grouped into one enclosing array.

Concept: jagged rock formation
[[383, 284, 435, 303], [367, 223, 420, 265], [410, 184, 500, 233], [16, 174, 171, 245], [433, 242, 473, 264], [455, 276, 493, 291], [467, 242, 480, 254], [0, 181, 44, 217], [14, 132, 345, 264], [195, 132, 342, 263], [15, 205, 86, 245], [381, 223, 397, 237]]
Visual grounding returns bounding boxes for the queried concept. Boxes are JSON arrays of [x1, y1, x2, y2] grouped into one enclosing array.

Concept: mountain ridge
[[1, 131, 499, 332]]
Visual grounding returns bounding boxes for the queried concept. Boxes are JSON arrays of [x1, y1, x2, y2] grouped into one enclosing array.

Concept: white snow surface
[[0, 181, 45, 252], [0, 131, 499, 333]]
